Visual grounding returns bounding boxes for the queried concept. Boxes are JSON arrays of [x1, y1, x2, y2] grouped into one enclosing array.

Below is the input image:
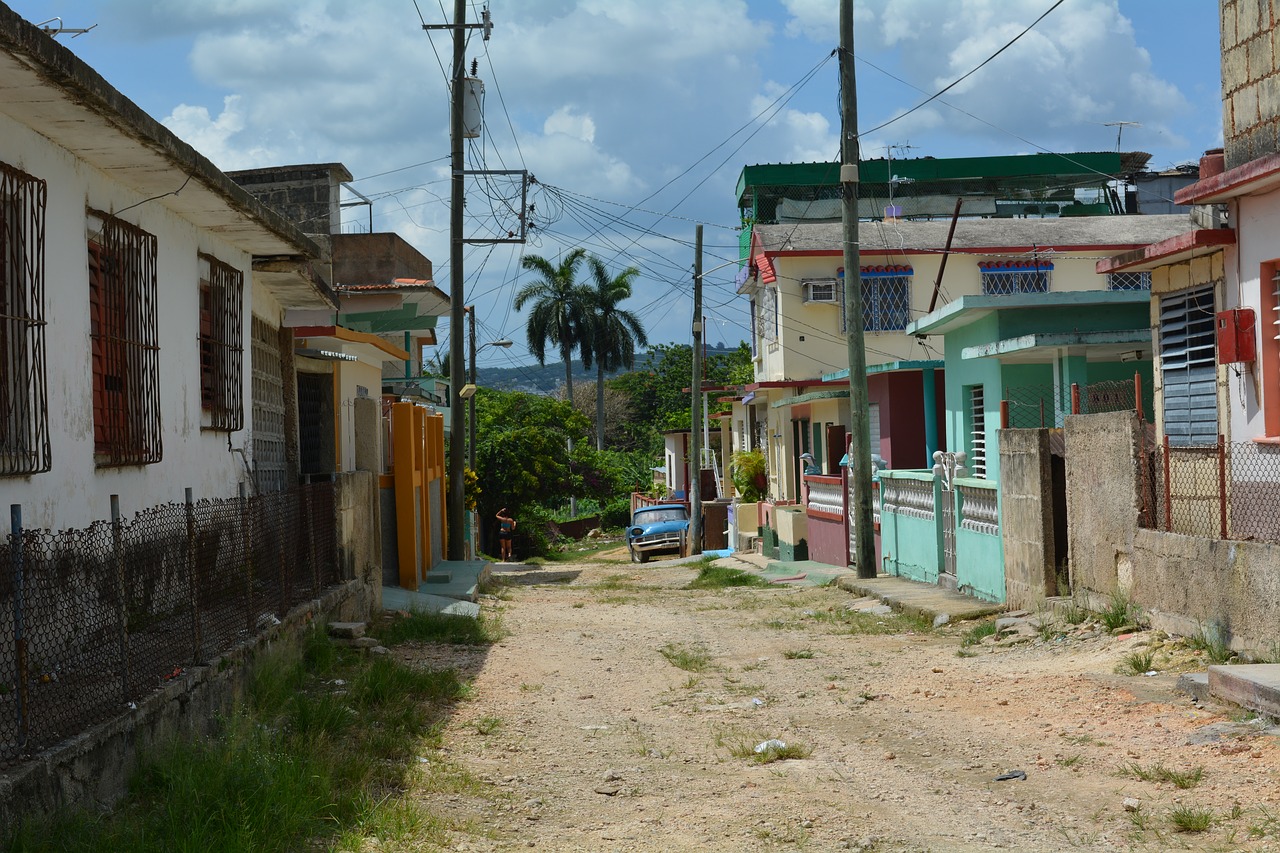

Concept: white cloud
[[544, 107, 596, 144], [161, 96, 278, 170]]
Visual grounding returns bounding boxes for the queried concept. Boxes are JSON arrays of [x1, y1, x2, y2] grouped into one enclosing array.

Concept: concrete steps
[[1207, 664, 1280, 718], [381, 559, 491, 618]]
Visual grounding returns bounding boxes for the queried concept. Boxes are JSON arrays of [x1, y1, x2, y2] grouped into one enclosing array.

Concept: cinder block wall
[[1220, 0, 1280, 168], [998, 428, 1056, 609], [1064, 411, 1142, 596]]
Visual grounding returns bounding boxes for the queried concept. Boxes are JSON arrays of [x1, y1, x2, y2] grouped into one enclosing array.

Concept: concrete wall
[[335, 470, 382, 613], [999, 428, 1057, 609], [1219, 0, 1280, 170], [0, 576, 373, 834], [775, 506, 809, 561], [1066, 409, 1280, 653]]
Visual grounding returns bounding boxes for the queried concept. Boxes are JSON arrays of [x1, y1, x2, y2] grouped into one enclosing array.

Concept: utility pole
[[689, 224, 703, 556], [446, 0, 468, 561], [840, 0, 875, 578]]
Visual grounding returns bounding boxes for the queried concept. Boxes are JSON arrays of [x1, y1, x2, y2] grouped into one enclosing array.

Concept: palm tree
[[515, 249, 590, 405], [581, 255, 648, 451]]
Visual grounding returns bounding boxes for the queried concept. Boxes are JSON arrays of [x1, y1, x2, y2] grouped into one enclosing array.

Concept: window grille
[[0, 162, 50, 475], [1159, 284, 1217, 446], [861, 267, 912, 331], [1108, 271, 1151, 291], [251, 315, 288, 492], [88, 209, 161, 466], [980, 261, 1052, 295], [968, 384, 987, 478], [198, 253, 244, 431]]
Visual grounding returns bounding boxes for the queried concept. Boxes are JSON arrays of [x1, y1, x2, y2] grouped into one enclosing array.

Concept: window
[[1107, 271, 1151, 291], [980, 261, 1052, 295], [861, 266, 912, 331], [1159, 285, 1217, 446], [251, 315, 288, 492], [967, 385, 987, 478], [802, 278, 838, 304], [199, 253, 244, 431], [0, 162, 50, 476], [88, 210, 161, 466]]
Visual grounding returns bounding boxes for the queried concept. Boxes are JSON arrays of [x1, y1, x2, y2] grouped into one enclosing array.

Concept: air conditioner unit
[[802, 278, 839, 304]]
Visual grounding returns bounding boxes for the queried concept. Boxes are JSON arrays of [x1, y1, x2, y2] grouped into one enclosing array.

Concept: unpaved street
[[400, 559, 1279, 852]]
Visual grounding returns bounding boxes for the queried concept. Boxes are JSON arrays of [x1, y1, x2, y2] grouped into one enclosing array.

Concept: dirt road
[[401, 559, 1280, 852]]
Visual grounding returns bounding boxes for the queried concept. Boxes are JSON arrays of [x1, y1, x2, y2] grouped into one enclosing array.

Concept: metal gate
[[934, 451, 967, 589]]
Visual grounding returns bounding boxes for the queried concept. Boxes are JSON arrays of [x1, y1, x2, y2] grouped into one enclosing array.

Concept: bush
[[730, 449, 767, 502], [601, 495, 632, 528]]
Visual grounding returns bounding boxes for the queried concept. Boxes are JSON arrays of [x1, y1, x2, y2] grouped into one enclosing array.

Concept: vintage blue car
[[626, 503, 690, 563]]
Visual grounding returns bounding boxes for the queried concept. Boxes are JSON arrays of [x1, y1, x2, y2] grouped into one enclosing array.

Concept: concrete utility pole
[[446, 0, 467, 561], [688, 225, 704, 555], [467, 305, 477, 470], [840, 0, 875, 578]]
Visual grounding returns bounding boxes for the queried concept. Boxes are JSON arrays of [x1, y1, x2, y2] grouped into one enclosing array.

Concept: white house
[[0, 6, 336, 530]]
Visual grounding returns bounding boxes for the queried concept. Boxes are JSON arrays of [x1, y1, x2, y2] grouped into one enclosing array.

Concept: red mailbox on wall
[[1216, 308, 1256, 363]]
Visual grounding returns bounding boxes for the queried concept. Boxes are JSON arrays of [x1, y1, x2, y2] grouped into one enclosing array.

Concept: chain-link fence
[[0, 482, 337, 767], [1001, 375, 1148, 429], [1140, 437, 1280, 544]]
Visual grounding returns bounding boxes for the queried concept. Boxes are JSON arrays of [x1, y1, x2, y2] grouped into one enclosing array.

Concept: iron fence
[[1140, 436, 1280, 544], [1001, 375, 1147, 429], [0, 482, 337, 767]]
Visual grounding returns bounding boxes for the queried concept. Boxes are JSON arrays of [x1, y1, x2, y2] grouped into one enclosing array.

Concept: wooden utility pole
[[446, 0, 467, 560], [688, 224, 703, 555], [840, 0, 875, 578]]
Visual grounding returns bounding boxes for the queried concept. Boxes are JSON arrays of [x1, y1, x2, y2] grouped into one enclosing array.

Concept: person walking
[[495, 508, 517, 561]]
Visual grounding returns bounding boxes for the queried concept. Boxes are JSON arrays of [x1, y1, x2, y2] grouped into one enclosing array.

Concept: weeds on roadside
[[1100, 590, 1138, 631], [1055, 754, 1083, 768], [373, 609, 506, 646], [1122, 761, 1205, 789], [783, 648, 815, 659], [8, 626, 470, 853], [1117, 649, 1157, 675], [1061, 600, 1088, 625], [1169, 805, 1214, 833], [471, 716, 502, 736], [660, 642, 713, 672], [961, 620, 997, 647], [687, 566, 770, 590], [1185, 626, 1235, 664], [720, 732, 813, 764]]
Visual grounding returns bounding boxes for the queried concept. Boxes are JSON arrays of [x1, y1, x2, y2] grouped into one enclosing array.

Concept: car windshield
[[635, 508, 687, 524]]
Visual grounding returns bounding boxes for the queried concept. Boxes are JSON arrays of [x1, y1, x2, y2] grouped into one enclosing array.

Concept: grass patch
[[373, 609, 505, 646], [722, 734, 813, 764], [1169, 805, 1214, 833], [1185, 628, 1235, 664], [659, 642, 713, 672], [1117, 649, 1157, 676], [592, 573, 642, 591], [1061, 600, 1088, 625], [471, 716, 503, 736], [1123, 761, 1205, 789], [1101, 590, 1138, 631], [1055, 754, 1083, 768], [961, 620, 997, 647], [7, 626, 469, 853], [687, 565, 770, 589], [807, 607, 933, 636], [782, 648, 816, 660]]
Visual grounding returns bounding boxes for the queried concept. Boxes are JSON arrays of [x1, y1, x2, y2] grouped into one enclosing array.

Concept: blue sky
[[6, 0, 1224, 372]]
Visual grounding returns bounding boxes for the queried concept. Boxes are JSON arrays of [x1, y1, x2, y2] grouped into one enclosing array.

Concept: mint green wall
[[995, 301, 1150, 338], [881, 509, 939, 583], [942, 315, 1006, 480], [956, 526, 1004, 602]]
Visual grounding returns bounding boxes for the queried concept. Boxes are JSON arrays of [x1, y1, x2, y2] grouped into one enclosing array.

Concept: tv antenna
[[1102, 121, 1142, 152], [36, 18, 98, 38]]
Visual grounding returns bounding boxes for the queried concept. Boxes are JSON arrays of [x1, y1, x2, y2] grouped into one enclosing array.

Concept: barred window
[[980, 261, 1052, 295], [1108, 271, 1151, 291], [199, 253, 244, 431], [861, 267, 912, 331], [762, 286, 778, 347], [88, 210, 161, 466], [0, 162, 50, 475], [251, 315, 288, 492]]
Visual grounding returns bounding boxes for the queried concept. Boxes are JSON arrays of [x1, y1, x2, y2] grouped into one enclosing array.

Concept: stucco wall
[[999, 428, 1057, 609], [0, 110, 286, 532], [1066, 410, 1280, 652]]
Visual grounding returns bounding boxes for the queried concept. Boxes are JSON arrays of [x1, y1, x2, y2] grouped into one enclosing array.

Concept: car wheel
[[638, 550, 650, 564], [629, 544, 641, 563]]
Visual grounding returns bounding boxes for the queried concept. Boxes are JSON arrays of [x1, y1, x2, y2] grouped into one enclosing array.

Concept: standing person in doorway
[[496, 508, 517, 561]]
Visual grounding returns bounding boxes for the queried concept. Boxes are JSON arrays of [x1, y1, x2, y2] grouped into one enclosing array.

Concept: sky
[[6, 0, 1225, 378]]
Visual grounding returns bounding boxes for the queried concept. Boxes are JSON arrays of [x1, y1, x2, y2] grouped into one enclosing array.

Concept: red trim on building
[[1094, 229, 1236, 274], [1175, 151, 1280, 204]]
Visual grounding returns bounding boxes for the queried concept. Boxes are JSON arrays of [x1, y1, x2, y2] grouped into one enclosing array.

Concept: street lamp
[[466, 304, 512, 470]]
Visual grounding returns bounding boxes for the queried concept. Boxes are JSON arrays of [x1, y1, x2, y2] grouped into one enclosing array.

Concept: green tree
[[515, 249, 591, 405], [580, 256, 648, 452]]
